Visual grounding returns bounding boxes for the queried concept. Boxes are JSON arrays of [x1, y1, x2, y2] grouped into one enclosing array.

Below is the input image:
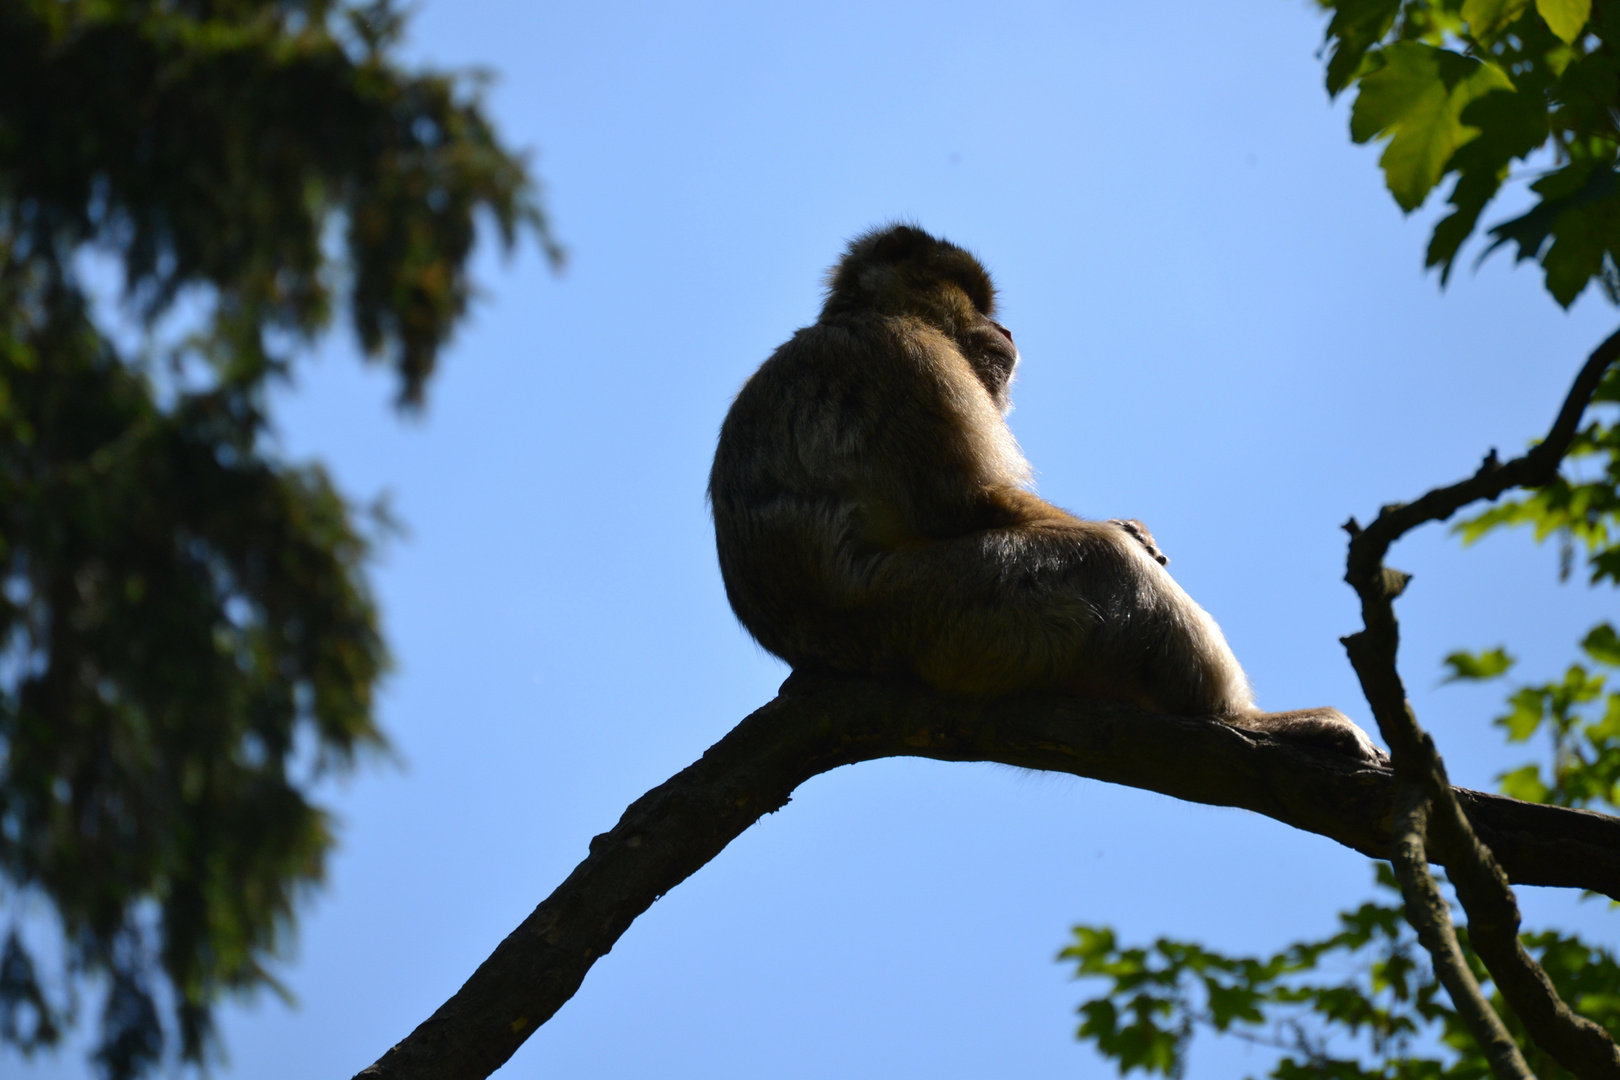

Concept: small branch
[[1347, 323, 1620, 578], [353, 674, 1620, 1080], [1391, 785, 1531, 1080], [1343, 328, 1620, 1079]]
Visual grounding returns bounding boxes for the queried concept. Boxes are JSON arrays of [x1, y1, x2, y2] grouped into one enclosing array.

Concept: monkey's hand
[[1108, 519, 1169, 566]]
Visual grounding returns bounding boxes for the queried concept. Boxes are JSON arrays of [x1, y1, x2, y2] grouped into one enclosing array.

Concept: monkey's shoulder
[[726, 317, 982, 437], [711, 315, 1027, 544]]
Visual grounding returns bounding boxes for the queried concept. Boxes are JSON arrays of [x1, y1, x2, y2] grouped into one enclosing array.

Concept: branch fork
[[1342, 326, 1620, 1080]]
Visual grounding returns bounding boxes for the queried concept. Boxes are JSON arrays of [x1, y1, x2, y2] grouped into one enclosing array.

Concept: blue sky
[[13, 1, 1620, 1077]]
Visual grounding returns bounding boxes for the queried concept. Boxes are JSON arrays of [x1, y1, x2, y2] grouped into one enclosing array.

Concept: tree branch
[[1345, 323, 1620, 578], [354, 673, 1620, 1080], [1343, 327, 1620, 1079], [1392, 786, 1531, 1080]]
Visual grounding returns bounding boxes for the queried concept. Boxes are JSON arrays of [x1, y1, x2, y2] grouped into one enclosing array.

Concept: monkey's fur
[[709, 224, 1381, 761]]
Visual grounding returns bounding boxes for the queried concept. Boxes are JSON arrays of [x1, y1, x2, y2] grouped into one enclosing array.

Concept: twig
[[1345, 324, 1620, 582]]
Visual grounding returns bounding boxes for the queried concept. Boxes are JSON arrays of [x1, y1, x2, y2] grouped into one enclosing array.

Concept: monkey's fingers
[[1107, 518, 1170, 566]]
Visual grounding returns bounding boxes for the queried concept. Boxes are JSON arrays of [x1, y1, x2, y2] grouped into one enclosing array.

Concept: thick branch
[[354, 674, 1620, 1080]]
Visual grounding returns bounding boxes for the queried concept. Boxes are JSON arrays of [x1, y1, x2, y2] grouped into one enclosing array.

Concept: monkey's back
[[709, 315, 1003, 675]]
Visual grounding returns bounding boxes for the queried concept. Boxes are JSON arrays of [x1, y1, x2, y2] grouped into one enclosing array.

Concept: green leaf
[[1481, 165, 1620, 306], [1464, 0, 1532, 38], [1541, 209, 1611, 306], [1537, 0, 1591, 43], [1321, 0, 1403, 95], [1499, 687, 1550, 740], [1583, 624, 1620, 666], [1428, 88, 1550, 278], [1351, 43, 1514, 211], [1498, 763, 1553, 801], [1441, 647, 1516, 681]]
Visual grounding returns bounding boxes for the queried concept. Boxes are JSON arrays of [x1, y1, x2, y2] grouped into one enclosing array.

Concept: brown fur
[[709, 224, 1381, 760]]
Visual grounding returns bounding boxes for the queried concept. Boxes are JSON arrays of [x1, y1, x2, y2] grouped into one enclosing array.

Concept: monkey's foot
[[1239, 708, 1387, 764]]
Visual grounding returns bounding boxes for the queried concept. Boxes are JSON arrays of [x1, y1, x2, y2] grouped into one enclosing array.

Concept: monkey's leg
[[867, 519, 1184, 700], [1232, 707, 1386, 762]]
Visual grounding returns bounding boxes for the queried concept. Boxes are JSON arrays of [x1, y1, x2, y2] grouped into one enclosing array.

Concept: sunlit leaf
[[1441, 647, 1515, 681], [1536, 0, 1591, 43], [1464, 0, 1533, 35], [1498, 763, 1553, 802], [1499, 687, 1549, 741], [1350, 43, 1513, 211]]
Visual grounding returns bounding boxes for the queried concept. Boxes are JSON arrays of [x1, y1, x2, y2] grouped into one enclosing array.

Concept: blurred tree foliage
[[1067, 1, 1620, 1075], [0, 1, 554, 1076]]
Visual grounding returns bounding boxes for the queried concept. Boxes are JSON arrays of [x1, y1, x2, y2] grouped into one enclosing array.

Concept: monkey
[[707, 224, 1383, 762]]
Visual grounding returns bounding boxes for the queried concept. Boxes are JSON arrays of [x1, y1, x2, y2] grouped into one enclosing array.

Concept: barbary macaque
[[708, 224, 1382, 761]]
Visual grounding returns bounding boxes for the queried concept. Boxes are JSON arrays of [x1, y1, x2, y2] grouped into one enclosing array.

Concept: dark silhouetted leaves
[[1323, 0, 1403, 95], [0, 930, 58, 1051], [93, 958, 161, 1080], [0, 1, 552, 1076]]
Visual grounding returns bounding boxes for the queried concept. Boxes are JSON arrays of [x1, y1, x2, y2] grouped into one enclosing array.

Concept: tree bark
[[354, 672, 1620, 1080], [1391, 787, 1532, 1080]]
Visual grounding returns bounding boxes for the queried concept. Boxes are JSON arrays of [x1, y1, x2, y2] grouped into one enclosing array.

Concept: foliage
[[1443, 624, 1620, 805], [1063, 866, 1620, 1079], [1319, 0, 1620, 306], [1064, 3, 1620, 1075], [0, 1, 554, 1076]]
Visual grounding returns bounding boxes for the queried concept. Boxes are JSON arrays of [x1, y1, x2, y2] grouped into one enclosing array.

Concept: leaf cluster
[[1440, 620, 1620, 805], [0, 0, 557, 404], [0, 1, 552, 1076], [1320, 0, 1620, 306], [1064, 866, 1620, 1079]]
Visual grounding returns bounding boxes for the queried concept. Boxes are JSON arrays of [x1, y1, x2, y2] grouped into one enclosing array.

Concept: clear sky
[[12, 1, 1620, 1077]]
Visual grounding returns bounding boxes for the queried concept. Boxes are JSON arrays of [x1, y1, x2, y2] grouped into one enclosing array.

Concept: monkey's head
[[821, 224, 1020, 408]]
